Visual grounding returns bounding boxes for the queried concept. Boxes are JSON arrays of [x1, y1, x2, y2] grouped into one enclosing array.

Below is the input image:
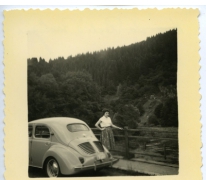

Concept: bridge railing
[[91, 126, 178, 164]]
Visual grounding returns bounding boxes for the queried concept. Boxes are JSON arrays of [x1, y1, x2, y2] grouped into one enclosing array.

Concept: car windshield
[[67, 123, 89, 132]]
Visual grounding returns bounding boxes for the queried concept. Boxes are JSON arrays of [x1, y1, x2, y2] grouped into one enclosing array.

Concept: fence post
[[124, 126, 129, 159], [164, 143, 166, 159], [144, 142, 147, 150]]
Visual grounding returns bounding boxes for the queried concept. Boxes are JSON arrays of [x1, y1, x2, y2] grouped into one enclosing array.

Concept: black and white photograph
[[3, 8, 202, 180], [27, 10, 179, 177]]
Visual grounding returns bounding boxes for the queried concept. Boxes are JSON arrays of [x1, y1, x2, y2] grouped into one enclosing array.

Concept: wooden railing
[[91, 126, 178, 164]]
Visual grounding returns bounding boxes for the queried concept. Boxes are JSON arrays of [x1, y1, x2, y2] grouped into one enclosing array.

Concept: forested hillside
[[28, 29, 178, 127]]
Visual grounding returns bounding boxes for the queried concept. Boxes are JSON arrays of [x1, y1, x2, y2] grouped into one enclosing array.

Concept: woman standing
[[95, 109, 123, 150]]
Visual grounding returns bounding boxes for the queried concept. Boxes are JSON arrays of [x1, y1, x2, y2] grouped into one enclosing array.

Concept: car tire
[[44, 157, 62, 177]]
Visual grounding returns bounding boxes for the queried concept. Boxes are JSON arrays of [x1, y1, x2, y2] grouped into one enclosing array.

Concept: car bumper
[[74, 158, 119, 171]]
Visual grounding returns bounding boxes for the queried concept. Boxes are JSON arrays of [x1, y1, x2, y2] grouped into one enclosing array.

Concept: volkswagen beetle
[[28, 117, 118, 177]]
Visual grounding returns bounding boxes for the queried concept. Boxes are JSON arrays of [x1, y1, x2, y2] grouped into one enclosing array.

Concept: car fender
[[42, 144, 81, 175]]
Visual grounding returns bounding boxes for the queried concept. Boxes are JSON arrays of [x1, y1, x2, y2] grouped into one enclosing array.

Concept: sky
[[28, 27, 172, 62], [25, 10, 174, 61]]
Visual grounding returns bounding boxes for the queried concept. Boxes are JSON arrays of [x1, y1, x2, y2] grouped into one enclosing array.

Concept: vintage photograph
[[27, 10, 179, 177]]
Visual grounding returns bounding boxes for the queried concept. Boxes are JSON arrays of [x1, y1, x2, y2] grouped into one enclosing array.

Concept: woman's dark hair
[[102, 108, 110, 115]]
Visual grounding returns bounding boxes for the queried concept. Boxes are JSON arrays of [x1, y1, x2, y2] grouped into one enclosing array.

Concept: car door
[[30, 124, 51, 168], [28, 125, 33, 166]]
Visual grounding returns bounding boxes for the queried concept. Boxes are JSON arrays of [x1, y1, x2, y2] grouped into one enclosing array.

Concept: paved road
[[29, 166, 149, 177]]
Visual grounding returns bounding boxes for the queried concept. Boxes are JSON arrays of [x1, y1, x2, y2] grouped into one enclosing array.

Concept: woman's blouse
[[99, 116, 112, 127]]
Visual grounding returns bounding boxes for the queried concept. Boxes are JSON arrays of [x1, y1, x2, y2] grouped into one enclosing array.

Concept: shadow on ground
[[29, 166, 149, 178]]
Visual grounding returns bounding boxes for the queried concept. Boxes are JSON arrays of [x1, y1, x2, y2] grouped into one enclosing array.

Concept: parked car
[[28, 117, 118, 177]]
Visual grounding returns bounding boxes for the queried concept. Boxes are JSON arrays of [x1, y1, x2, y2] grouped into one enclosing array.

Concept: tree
[[148, 114, 159, 126], [113, 104, 140, 129], [58, 71, 101, 125], [155, 98, 178, 127], [161, 98, 178, 127], [28, 29, 178, 127]]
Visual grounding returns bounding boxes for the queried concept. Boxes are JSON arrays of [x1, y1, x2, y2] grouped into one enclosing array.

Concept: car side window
[[28, 125, 33, 137], [35, 125, 50, 139]]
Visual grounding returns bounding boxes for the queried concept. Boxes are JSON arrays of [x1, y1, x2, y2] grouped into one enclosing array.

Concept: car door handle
[[45, 142, 50, 146]]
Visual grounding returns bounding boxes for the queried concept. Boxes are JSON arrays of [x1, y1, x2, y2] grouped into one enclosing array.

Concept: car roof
[[29, 117, 85, 126], [28, 117, 93, 144]]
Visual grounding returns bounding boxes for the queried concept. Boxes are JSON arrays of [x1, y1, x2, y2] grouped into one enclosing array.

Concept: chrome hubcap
[[47, 159, 59, 177]]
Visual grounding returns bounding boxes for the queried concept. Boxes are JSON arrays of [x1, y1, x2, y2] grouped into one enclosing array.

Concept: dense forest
[[28, 29, 178, 128]]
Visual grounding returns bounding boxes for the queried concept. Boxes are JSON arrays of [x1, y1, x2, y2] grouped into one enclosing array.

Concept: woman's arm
[[108, 117, 123, 130], [111, 123, 123, 130], [95, 119, 105, 131]]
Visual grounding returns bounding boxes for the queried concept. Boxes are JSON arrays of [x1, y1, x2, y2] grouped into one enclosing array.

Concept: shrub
[[113, 104, 140, 129], [147, 114, 159, 126]]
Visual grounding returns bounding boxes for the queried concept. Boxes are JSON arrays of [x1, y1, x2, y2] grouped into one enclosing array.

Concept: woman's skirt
[[100, 127, 115, 150]]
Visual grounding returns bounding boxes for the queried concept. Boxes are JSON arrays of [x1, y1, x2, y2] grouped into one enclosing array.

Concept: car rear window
[[67, 124, 89, 132]]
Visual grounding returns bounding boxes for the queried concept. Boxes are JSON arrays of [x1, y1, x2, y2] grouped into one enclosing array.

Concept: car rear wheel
[[45, 158, 61, 177]]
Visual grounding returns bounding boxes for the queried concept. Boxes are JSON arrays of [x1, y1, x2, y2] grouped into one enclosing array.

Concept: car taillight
[[79, 157, 84, 164]]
